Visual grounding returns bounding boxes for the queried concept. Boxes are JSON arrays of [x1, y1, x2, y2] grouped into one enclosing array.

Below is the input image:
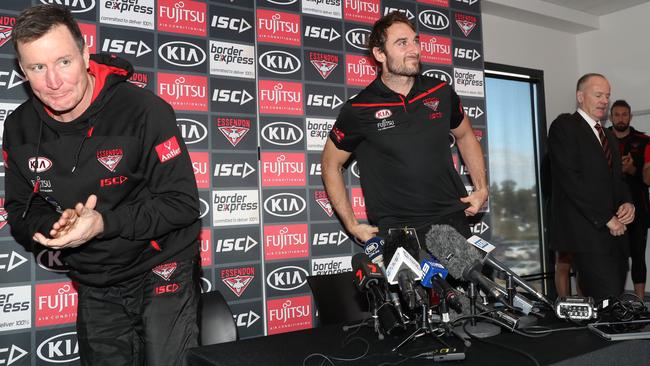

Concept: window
[[483, 63, 549, 292]]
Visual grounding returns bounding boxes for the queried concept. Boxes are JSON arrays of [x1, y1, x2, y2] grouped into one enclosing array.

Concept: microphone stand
[[453, 282, 501, 338], [392, 294, 431, 352]]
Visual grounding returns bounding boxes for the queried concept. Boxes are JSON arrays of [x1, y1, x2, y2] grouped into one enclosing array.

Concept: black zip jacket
[[2, 54, 200, 286]]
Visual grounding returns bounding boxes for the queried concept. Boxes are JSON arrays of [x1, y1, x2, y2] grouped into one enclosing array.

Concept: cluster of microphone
[[351, 224, 554, 337]]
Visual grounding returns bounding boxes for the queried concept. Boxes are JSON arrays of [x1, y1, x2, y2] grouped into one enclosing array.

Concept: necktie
[[594, 122, 612, 169]]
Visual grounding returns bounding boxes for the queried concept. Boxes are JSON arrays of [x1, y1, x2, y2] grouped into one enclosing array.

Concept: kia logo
[[422, 69, 453, 86], [37, 332, 79, 363], [264, 193, 306, 217], [266, 0, 298, 5], [345, 28, 370, 50], [261, 122, 303, 146], [40, 0, 95, 13], [36, 249, 69, 273], [28, 157, 52, 173], [199, 198, 209, 219], [200, 277, 212, 293], [419, 10, 450, 31], [350, 161, 361, 178], [266, 266, 308, 291], [259, 50, 301, 75], [158, 41, 206, 67], [177, 118, 208, 144]]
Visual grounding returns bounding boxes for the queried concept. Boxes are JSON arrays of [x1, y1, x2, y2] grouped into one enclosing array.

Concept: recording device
[[386, 247, 424, 285], [555, 296, 597, 320], [425, 225, 540, 315], [420, 259, 462, 313]]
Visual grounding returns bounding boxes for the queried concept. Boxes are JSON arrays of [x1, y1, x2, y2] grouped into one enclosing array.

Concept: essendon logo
[[157, 73, 208, 111], [473, 128, 484, 142], [78, 22, 96, 53], [346, 55, 377, 87], [264, 224, 309, 260], [155, 136, 182, 163], [0, 15, 16, 49], [309, 52, 338, 79], [267, 296, 312, 335], [314, 190, 333, 217], [28, 156, 52, 173], [351, 187, 367, 219], [261, 152, 306, 187], [455, 12, 477, 37], [419, 34, 452, 65], [128, 72, 149, 88], [216, 117, 251, 147], [344, 0, 381, 25], [152, 262, 177, 281], [96, 148, 123, 172], [258, 80, 304, 115], [423, 97, 440, 111], [221, 267, 255, 297], [0, 198, 7, 230], [257, 9, 301, 46], [158, 0, 207, 36], [35, 282, 78, 327]]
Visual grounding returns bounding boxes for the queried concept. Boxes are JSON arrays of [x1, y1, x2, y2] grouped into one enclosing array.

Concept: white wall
[[481, 13, 578, 126]]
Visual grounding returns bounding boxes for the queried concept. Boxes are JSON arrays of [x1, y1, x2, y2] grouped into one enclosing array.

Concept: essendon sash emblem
[[455, 13, 477, 37], [97, 148, 123, 172], [218, 126, 249, 147], [311, 59, 337, 79], [222, 275, 253, 297], [152, 262, 177, 281], [0, 206, 7, 230], [0, 26, 12, 48], [314, 191, 334, 217], [423, 97, 440, 111]]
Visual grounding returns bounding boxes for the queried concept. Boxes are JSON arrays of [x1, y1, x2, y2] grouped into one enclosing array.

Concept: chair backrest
[[307, 271, 370, 326], [200, 290, 238, 345]]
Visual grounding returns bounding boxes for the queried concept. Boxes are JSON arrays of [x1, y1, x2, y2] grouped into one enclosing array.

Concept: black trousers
[[76, 257, 200, 366], [572, 248, 627, 302], [627, 220, 648, 284]]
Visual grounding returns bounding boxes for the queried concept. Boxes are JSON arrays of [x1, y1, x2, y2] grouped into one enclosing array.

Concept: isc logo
[[454, 47, 481, 62], [307, 94, 343, 109], [212, 16, 251, 33], [212, 89, 254, 105], [463, 106, 484, 118], [101, 39, 151, 57], [216, 236, 258, 253], [312, 230, 348, 246], [214, 163, 256, 178], [304, 26, 340, 42], [100, 176, 128, 187], [154, 283, 179, 295]]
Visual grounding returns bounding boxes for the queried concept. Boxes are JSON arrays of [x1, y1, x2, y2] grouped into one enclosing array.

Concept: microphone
[[425, 224, 537, 314], [397, 269, 417, 309], [420, 259, 462, 313], [351, 253, 385, 302], [365, 237, 407, 322], [385, 247, 423, 285]]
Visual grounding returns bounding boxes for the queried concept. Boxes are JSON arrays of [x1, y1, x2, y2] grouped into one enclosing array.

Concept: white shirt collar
[[577, 108, 600, 128]]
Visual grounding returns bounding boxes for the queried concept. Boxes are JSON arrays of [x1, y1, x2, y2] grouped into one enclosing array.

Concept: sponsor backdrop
[[0, 0, 488, 364]]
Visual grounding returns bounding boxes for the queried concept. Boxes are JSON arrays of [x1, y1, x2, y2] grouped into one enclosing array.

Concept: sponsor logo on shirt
[[155, 136, 182, 163], [96, 148, 123, 172], [152, 262, 177, 281]]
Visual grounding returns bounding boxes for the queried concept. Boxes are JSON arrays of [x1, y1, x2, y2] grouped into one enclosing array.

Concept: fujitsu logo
[[268, 299, 311, 323], [159, 1, 206, 24], [261, 122, 303, 146], [347, 57, 376, 79], [159, 76, 206, 100], [264, 193, 306, 217], [260, 83, 302, 105], [258, 13, 299, 35], [266, 227, 307, 251], [345, 0, 379, 13], [259, 50, 301, 74], [421, 37, 451, 55], [40, 0, 95, 13], [262, 154, 304, 177], [37, 284, 77, 313], [158, 41, 206, 67]]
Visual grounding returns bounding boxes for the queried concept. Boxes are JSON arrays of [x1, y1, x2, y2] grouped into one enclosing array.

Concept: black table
[[185, 320, 650, 366]]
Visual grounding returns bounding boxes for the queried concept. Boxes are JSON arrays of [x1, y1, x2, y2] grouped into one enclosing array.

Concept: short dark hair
[[576, 73, 606, 92], [12, 4, 84, 60], [367, 11, 416, 52], [611, 99, 631, 113]]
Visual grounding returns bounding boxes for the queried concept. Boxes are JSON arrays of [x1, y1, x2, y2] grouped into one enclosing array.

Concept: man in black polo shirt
[[321, 12, 487, 251]]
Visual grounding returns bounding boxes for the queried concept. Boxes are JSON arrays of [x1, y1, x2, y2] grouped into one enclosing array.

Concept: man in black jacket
[[3, 5, 200, 365], [548, 73, 634, 301]]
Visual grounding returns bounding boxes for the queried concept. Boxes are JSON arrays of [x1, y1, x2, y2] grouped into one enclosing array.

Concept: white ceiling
[[539, 0, 650, 16], [482, 0, 650, 33]]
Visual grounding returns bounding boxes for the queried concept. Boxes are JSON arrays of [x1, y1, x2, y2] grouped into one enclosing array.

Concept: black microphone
[[351, 253, 385, 301], [397, 269, 417, 309], [364, 237, 406, 322]]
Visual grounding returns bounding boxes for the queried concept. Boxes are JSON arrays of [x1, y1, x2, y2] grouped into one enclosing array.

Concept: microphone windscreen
[[424, 224, 484, 279]]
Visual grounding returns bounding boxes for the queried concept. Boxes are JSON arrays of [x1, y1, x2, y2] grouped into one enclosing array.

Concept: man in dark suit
[[548, 73, 634, 301]]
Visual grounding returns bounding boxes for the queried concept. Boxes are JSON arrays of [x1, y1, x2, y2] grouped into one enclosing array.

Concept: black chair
[[307, 272, 370, 326], [199, 290, 238, 345]]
